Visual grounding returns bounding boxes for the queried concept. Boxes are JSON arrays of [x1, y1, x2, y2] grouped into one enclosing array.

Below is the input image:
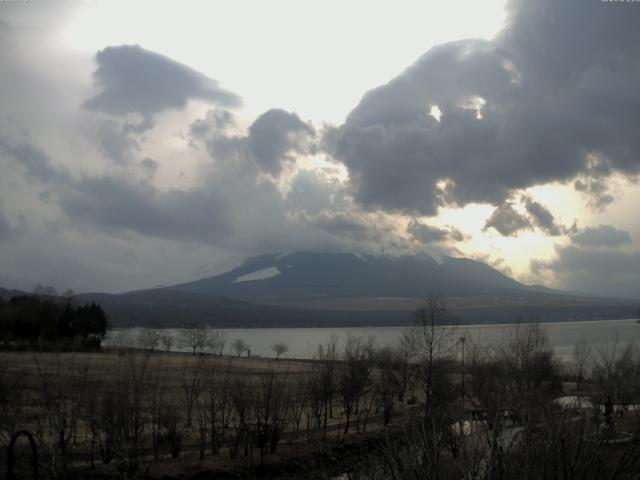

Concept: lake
[[104, 318, 640, 362]]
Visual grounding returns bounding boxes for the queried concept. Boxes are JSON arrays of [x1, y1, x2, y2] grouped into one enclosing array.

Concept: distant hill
[[0, 287, 28, 300]]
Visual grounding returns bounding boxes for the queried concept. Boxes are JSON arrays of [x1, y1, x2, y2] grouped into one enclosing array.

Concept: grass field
[[0, 347, 415, 479]]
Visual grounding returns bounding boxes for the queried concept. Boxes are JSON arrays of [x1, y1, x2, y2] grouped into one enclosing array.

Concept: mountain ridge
[[2, 252, 638, 327]]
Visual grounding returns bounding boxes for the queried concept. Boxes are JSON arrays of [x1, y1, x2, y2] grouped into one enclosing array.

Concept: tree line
[[0, 285, 108, 349]]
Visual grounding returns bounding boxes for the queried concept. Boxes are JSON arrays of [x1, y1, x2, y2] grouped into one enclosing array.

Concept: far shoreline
[[108, 316, 639, 330]]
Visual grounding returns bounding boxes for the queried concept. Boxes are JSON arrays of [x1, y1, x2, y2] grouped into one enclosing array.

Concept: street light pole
[[460, 336, 466, 408], [459, 336, 467, 454]]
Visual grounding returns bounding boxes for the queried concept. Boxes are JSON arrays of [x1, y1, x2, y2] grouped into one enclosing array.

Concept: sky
[[1, 0, 640, 298]]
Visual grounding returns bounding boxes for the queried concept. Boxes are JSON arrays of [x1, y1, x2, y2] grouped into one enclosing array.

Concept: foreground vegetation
[[2, 297, 640, 479]]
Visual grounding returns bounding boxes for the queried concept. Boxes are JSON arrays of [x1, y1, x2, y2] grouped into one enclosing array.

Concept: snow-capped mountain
[[165, 251, 534, 304], [66, 252, 637, 327]]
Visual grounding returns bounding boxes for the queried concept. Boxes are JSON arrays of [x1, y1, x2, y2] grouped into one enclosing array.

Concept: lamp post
[[460, 336, 466, 409], [459, 336, 466, 454]]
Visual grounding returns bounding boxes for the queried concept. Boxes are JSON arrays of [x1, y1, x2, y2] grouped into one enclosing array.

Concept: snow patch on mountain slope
[[233, 267, 281, 283]]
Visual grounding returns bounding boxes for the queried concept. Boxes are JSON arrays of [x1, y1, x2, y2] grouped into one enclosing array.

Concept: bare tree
[[203, 359, 235, 455], [498, 322, 560, 411], [148, 371, 167, 460], [231, 338, 249, 357], [180, 358, 204, 427], [573, 336, 592, 398], [315, 335, 340, 437], [207, 330, 227, 356], [338, 336, 366, 434], [250, 370, 290, 462], [409, 295, 457, 420], [138, 329, 161, 352], [33, 283, 58, 298], [373, 345, 403, 425], [160, 334, 174, 352], [179, 325, 210, 355], [592, 342, 640, 417], [0, 356, 25, 447], [270, 342, 288, 360], [32, 353, 87, 476], [288, 377, 308, 436]]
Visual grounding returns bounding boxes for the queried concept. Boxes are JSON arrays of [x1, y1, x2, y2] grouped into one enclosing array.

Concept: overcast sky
[[1, 0, 640, 298]]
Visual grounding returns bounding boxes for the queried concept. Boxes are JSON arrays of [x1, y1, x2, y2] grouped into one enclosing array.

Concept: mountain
[[125, 251, 633, 327], [166, 252, 531, 304], [3, 252, 638, 327]]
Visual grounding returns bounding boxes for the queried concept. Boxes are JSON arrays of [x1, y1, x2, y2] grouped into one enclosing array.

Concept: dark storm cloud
[[95, 120, 142, 165], [199, 108, 315, 177], [303, 211, 369, 237], [574, 177, 615, 211], [58, 176, 233, 244], [484, 195, 576, 237], [0, 135, 65, 182], [83, 45, 241, 116], [248, 109, 314, 176], [407, 219, 464, 244], [571, 224, 632, 248], [522, 196, 563, 236], [484, 203, 531, 236], [297, 210, 392, 244], [328, 0, 640, 216], [484, 197, 571, 237]]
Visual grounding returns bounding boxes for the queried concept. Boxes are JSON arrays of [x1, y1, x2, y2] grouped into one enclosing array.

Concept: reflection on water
[[104, 318, 640, 361]]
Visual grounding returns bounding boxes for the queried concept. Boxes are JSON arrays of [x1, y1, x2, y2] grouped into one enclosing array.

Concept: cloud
[[483, 196, 572, 237], [2, 132, 365, 255], [287, 169, 338, 215], [189, 108, 236, 142], [574, 178, 615, 211], [0, 208, 12, 243], [140, 157, 159, 177], [201, 108, 316, 177], [83, 45, 241, 117], [0, 135, 65, 183], [522, 196, 563, 236], [536, 245, 640, 299], [300, 211, 372, 240], [247, 109, 315, 176], [0, 202, 25, 245], [94, 119, 144, 165], [407, 219, 465, 244], [469, 252, 514, 278], [3, 0, 640, 295], [295, 210, 404, 250], [328, 0, 640, 216], [1, 133, 234, 245], [58, 175, 233, 244], [484, 203, 531, 236], [571, 224, 632, 248]]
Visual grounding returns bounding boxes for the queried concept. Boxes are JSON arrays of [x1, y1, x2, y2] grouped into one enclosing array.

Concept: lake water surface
[[104, 318, 640, 361]]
